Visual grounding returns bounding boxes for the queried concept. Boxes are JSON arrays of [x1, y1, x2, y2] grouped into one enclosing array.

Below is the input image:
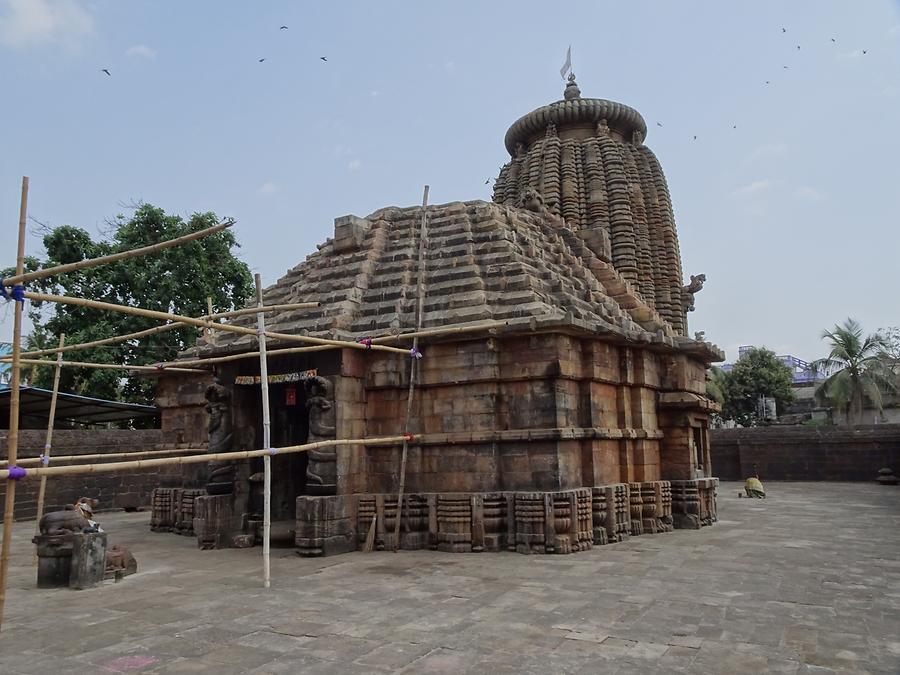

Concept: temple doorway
[[247, 382, 309, 537]]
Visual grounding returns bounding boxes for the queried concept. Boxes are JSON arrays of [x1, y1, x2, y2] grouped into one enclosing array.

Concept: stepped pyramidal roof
[[191, 77, 721, 361]]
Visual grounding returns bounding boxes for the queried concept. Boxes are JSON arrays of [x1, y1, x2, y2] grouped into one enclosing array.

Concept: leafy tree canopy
[[4, 204, 252, 406], [719, 347, 795, 426]]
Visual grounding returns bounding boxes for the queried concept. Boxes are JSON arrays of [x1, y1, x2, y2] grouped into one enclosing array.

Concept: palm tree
[[812, 319, 897, 425]]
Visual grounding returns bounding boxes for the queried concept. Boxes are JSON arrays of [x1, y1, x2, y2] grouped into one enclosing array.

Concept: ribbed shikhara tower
[[492, 75, 687, 334]]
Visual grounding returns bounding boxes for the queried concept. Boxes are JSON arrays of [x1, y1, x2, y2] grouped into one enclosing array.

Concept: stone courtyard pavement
[[0, 482, 898, 674]]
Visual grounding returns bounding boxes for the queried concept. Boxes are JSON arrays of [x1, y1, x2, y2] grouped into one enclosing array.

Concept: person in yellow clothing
[[744, 475, 766, 499]]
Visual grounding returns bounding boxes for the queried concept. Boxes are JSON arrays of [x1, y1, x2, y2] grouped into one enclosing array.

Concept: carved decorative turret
[[492, 79, 688, 334]]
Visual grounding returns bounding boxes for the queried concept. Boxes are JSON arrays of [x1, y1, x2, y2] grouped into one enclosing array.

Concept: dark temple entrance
[[250, 382, 309, 534]]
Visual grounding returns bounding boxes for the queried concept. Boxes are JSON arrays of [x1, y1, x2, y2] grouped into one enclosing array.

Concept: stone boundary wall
[[0, 429, 177, 521], [710, 425, 900, 481]]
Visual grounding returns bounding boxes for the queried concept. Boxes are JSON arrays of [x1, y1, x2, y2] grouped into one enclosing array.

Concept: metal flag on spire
[[560, 46, 572, 80]]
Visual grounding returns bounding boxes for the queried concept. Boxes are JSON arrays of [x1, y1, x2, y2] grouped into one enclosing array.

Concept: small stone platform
[[0, 482, 897, 673]]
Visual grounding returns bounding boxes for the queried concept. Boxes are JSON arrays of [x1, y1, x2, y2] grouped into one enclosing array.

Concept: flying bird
[[781, 27, 786, 33], [259, 58, 266, 62], [862, 49, 867, 54], [656, 122, 663, 127], [765, 80, 771, 84], [101, 68, 111, 76], [732, 125, 737, 129], [783, 65, 789, 69], [692, 135, 697, 141], [485, 179, 491, 184], [320, 56, 327, 61], [796, 45, 800, 50], [280, 25, 288, 30], [830, 38, 836, 42]]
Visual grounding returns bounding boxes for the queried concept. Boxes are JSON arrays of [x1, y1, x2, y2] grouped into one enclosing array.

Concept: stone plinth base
[[193, 494, 240, 549], [296, 495, 356, 557], [670, 478, 718, 529], [150, 487, 207, 535], [296, 480, 709, 557], [33, 532, 108, 589]]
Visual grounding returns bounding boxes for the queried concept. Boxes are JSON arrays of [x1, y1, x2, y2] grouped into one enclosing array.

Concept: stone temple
[[151, 76, 724, 555]]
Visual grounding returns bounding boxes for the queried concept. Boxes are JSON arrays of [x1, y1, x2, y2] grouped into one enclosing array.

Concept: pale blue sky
[[1, 0, 898, 362]]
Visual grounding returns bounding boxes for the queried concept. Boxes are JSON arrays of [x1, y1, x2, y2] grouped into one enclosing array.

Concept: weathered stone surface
[[5, 483, 898, 674]]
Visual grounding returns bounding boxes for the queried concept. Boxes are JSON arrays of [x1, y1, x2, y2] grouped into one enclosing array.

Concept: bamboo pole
[[11, 302, 318, 359], [0, 435, 413, 480], [22, 292, 411, 355], [0, 176, 29, 632], [153, 344, 337, 368], [394, 185, 429, 549], [1, 219, 235, 287], [205, 296, 213, 342], [153, 321, 513, 369], [32, 333, 64, 565], [255, 275, 272, 589], [6, 446, 202, 466], [370, 320, 509, 344], [14, 357, 207, 374]]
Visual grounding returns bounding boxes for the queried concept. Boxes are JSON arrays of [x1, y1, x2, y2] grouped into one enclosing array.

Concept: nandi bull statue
[[39, 497, 102, 535]]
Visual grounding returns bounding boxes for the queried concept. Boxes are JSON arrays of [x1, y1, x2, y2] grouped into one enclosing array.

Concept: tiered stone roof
[[191, 200, 701, 357], [493, 76, 687, 333]]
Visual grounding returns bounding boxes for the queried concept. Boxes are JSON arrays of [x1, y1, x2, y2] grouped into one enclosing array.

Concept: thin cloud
[[747, 143, 788, 163], [257, 182, 278, 196], [347, 159, 362, 171], [795, 186, 824, 202], [332, 144, 353, 158], [732, 180, 775, 197], [0, 0, 94, 49], [126, 44, 156, 59]]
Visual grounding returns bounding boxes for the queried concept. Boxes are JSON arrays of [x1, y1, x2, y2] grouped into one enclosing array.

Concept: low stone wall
[[0, 429, 179, 521], [710, 425, 900, 481]]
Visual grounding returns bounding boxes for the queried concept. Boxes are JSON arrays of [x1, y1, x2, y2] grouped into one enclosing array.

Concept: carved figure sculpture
[[305, 376, 337, 495], [105, 544, 137, 577], [682, 273, 706, 313], [519, 188, 566, 229], [205, 381, 235, 495], [39, 497, 99, 535]]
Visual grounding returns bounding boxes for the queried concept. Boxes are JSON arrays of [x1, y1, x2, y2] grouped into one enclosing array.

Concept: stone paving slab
[[0, 482, 898, 674]]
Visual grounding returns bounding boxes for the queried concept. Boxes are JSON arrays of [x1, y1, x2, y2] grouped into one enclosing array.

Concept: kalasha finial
[[564, 72, 581, 100]]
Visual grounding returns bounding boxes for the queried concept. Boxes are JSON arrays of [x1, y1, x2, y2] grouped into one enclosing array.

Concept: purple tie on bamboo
[[7, 467, 27, 480]]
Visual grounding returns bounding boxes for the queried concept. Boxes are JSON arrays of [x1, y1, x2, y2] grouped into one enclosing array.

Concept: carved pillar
[[205, 381, 235, 495], [306, 376, 337, 495]]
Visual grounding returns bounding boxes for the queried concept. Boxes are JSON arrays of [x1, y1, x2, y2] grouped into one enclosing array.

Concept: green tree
[[5, 204, 252, 406], [812, 319, 897, 425], [720, 347, 796, 427]]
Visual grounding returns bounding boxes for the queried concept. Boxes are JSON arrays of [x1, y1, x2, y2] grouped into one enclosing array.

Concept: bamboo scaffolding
[[254, 275, 273, 589], [0, 176, 29, 631], [14, 357, 208, 374], [10, 302, 318, 359], [394, 185, 429, 549], [22, 291, 411, 355], [150, 321, 512, 369], [32, 333, 64, 565], [5, 446, 203, 466], [0, 435, 413, 480], [1, 219, 235, 288], [370, 320, 509, 344]]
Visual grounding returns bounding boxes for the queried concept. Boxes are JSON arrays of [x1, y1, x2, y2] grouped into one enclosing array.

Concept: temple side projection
[[151, 77, 724, 555]]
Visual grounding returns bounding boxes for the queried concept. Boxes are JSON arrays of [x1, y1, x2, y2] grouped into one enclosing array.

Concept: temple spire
[[564, 72, 581, 100]]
